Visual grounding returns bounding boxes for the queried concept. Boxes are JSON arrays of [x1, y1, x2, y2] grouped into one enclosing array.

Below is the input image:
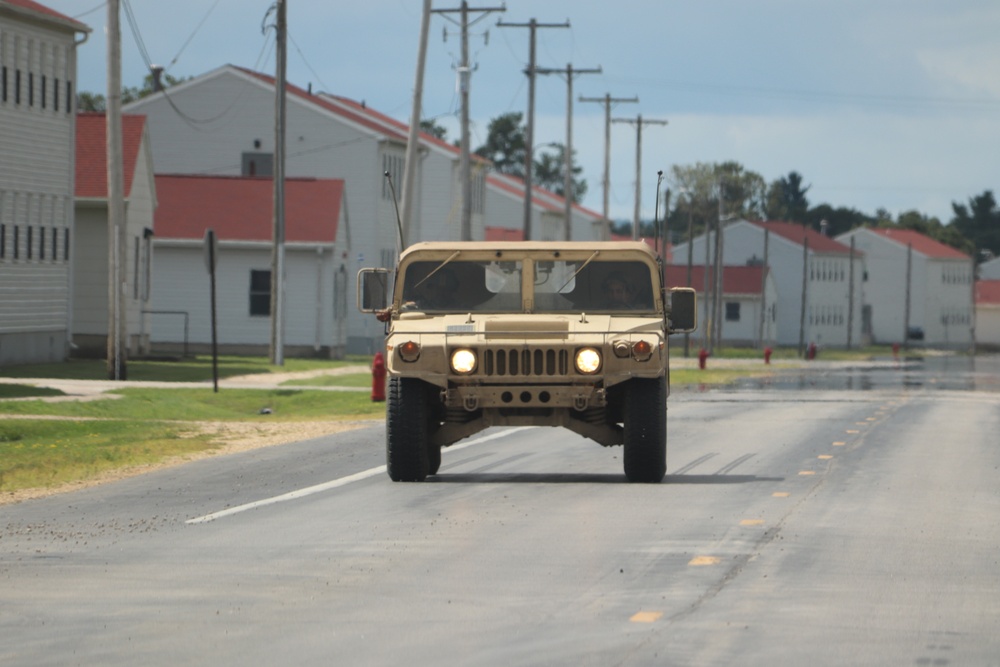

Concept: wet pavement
[[732, 354, 1000, 393]]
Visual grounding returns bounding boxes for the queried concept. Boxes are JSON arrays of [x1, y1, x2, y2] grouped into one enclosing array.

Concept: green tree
[[419, 119, 448, 141], [77, 72, 189, 112], [765, 171, 810, 223], [951, 190, 1000, 259], [473, 112, 526, 177], [666, 161, 766, 238], [533, 143, 587, 202], [804, 204, 868, 237]]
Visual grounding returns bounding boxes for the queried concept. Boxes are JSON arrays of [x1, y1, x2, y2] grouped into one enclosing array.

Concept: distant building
[[978, 255, 1000, 280], [73, 113, 157, 357], [666, 264, 778, 348], [0, 0, 89, 365], [975, 280, 1000, 351], [484, 171, 605, 243], [151, 174, 349, 358], [836, 227, 973, 348], [673, 220, 864, 348]]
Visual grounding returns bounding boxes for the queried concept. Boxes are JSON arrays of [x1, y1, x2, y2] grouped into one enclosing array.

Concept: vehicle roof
[[400, 240, 660, 260]]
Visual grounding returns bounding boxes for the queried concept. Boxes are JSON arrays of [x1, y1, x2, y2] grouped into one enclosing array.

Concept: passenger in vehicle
[[601, 271, 637, 309]]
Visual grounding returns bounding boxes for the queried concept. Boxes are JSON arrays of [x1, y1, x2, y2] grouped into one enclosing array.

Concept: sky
[[44, 0, 1000, 226]]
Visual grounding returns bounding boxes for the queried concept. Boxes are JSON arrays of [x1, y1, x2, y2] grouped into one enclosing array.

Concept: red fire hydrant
[[371, 351, 387, 402], [764, 347, 772, 365], [807, 342, 817, 360], [698, 347, 709, 370], [892, 342, 900, 360]]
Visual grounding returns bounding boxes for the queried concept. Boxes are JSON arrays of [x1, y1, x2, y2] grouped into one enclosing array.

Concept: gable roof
[[229, 66, 411, 144], [485, 226, 524, 242], [486, 171, 603, 221], [1, 0, 90, 32], [748, 220, 854, 254], [666, 264, 767, 295], [862, 227, 970, 260], [153, 174, 343, 244], [75, 113, 147, 198], [976, 280, 1000, 306]]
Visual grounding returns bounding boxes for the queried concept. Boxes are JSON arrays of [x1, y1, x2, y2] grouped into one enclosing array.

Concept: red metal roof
[[976, 280, 1000, 305], [666, 264, 766, 295], [865, 227, 970, 260], [749, 220, 854, 254], [232, 66, 409, 143], [153, 174, 343, 244], [485, 226, 524, 242], [2, 0, 89, 31], [75, 113, 147, 198]]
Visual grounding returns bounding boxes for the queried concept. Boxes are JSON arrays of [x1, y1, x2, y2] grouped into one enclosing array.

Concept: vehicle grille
[[481, 348, 569, 377]]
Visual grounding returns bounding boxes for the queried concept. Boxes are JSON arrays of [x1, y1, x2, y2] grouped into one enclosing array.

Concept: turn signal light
[[399, 340, 421, 362], [631, 340, 653, 361]]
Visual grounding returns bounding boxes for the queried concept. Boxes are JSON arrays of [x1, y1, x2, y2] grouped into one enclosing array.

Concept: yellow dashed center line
[[832, 441, 846, 446], [799, 470, 816, 476], [630, 611, 663, 623], [846, 429, 860, 434], [740, 519, 765, 526], [689, 556, 720, 566], [818, 454, 833, 460], [772, 492, 790, 497]]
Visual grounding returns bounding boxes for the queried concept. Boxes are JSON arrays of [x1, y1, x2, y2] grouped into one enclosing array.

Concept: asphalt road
[[2, 357, 999, 666]]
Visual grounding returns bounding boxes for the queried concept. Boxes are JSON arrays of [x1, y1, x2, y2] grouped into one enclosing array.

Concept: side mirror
[[667, 287, 697, 334], [357, 268, 390, 313]]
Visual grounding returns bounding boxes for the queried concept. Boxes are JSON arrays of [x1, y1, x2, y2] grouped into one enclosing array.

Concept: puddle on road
[[728, 355, 1000, 393]]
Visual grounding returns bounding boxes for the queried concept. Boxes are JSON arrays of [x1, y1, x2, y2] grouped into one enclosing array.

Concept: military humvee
[[358, 241, 696, 483]]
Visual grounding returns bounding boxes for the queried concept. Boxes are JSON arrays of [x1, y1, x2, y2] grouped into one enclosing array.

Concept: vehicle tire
[[386, 377, 430, 482], [427, 443, 442, 476], [623, 376, 667, 483]]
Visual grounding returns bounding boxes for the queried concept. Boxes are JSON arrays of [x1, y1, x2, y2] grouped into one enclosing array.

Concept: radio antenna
[[384, 170, 406, 250]]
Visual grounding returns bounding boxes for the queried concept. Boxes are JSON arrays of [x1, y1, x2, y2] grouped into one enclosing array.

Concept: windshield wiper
[[413, 250, 461, 290], [555, 250, 600, 294]]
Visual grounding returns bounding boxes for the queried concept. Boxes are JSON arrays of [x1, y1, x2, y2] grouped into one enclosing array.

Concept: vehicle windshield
[[399, 258, 656, 313], [401, 260, 523, 312], [535, 260, 656, 312]]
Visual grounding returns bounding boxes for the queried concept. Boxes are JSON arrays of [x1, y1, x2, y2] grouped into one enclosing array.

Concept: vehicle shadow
[[427, 473, 784, 485]]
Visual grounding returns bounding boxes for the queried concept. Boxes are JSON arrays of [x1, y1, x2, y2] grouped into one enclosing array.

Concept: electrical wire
[[287, 29, 331, 94], [72, 1, 106, 20], [166, 0, 224, 72]]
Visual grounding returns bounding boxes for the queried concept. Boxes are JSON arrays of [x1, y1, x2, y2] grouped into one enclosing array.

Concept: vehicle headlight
[[575, 347, 602, 374], [450, 348, 477, 374]]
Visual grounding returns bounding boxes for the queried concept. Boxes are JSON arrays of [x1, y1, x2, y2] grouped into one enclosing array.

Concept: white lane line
[[186, 427, 535, 525]]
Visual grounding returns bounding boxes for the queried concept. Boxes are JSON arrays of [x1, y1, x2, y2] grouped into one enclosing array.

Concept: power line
[[166, 0, 224, 72]]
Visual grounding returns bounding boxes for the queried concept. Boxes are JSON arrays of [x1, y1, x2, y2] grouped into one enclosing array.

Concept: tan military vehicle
[[358, 241, 696, 483]]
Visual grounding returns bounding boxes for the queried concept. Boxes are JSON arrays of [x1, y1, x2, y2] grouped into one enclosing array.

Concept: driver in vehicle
[[601, 271, 637, 309], [409, 267, 459, 310]]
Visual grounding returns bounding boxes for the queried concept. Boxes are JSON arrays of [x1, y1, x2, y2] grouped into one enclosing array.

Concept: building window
[[39, 226, 45, 259], [13, 225, 19, 259], [28, 72, 33, 106], [54, 77, 59, 110], [241, 152, 273, 177], [63, 227, 70, 260], [249, 269, 271, 316], [133, 236, 140, 299], [51, 226, 57, 260], [15, 69, 21, 104], [65, 80, 72, 113], [41, 75, 46, 109], [2, 66, 6, 103], [381, 153, 404, 201], [0, 223, 5, 258], [725, 302, 741, 322]]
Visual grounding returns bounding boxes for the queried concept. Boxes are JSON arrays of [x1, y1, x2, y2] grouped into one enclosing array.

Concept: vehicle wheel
[[427, 443, 442, 476], [386, 377, 430, 482], [623, 376, 667, 483]]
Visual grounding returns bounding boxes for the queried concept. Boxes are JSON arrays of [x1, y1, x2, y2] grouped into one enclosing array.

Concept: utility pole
[[497, 17, 569, 241], [847, 236, 855, 349], [611, 114, 667, 239], [401, 0, 432, 247], [799, 236, 809, 357], [903, 241, 912, 350], [758, 228, 769, 349], [435, 2, 505, 241], [106, 0, 127, 380], [535, 63, 601, 241], [579, 93, 637, 240], [270, 0, 287, 365]]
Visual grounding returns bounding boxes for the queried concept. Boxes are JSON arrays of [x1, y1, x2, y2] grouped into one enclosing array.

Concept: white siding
[[0, 12, 78, 364]]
